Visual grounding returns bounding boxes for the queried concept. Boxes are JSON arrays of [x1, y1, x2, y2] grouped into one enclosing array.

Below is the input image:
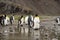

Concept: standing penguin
[[18, 15, 25, 33], [28, 15, 34, 28], [24, 14, 34, 33], [4, 15, 6, 26], [20, 15, 24, 26], [10, 15, 15, 25], [56, 17, 60, 24], [25, 16, 29, 25], [4, 15, 9, 25], [33, 14, 40, 30]]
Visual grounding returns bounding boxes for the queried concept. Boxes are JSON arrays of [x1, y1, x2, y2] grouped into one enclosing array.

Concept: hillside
[[0, 0, 60, 15]]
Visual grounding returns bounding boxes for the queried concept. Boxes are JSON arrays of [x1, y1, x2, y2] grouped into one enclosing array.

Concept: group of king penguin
[[18, 14, 40, 30], [0, 14, 40, 30], [0, 15, 14, 26]]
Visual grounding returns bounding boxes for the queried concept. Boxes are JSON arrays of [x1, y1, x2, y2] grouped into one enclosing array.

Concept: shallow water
[[0, 28, 40, 40], [0, 22, 60, 40]]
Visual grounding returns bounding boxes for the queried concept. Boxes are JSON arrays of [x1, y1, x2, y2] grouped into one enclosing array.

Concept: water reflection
[[0, 25, 59, 40], [0, 26, 41, 40], [33, 30, 40, 40]]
